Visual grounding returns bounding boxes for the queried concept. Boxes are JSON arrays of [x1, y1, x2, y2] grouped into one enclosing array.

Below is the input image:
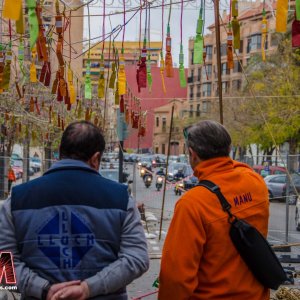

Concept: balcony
[[196, 92, 201, 98], [189, 94, 194, 99]]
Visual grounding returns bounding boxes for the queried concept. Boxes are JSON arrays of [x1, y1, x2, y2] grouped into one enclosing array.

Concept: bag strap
[[197, 180, 235, 220]]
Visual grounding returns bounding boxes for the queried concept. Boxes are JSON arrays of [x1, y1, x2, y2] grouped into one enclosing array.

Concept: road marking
[[152, 246, 160, 251]]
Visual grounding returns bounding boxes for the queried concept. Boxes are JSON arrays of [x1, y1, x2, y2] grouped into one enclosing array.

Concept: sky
[[83, 0, 232, 66]]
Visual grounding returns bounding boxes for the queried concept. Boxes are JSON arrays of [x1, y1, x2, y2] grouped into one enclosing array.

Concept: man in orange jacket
[[159, 120, 269, 300]]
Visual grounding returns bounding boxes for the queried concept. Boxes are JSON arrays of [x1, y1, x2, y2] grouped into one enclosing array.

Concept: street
[[126, 165, 300, 299]]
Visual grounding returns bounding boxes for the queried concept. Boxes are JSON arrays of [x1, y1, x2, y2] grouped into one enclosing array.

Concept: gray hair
[[185, 120, 231, 160]]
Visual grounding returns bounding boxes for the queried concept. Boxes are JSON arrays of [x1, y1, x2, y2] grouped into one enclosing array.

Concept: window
[[191, 69, 194, 78], [197, 85, 201, 97], [247, 34, 263, 53], [233, 61, 243, 73], [155, 147, 159, 154], [206, 45, 213, 60], [162, 117, 167, 131], [202, 65, 212, 79], [189, 86, 194, 99], [271, 34, 279, 47], [239, 40, 244, 53], [222, 81, 229, 94], [202, 83, 211, 97], [162, 144, 166, 154], [197, 68, 201, 81], [189, 105, 193, 117], [220, 43, 227, 56], [270, 176, 286, 184], [232, 80, 242, 91], [156, 117, 159, 127], [202, 101, 211, 112], [196, 104, 200, 116], [221, 63, 230, 75], [190, 51, 194, 65]]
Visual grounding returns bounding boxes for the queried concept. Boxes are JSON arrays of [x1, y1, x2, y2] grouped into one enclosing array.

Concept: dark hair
[[186, 120, 231, 160], [59, 121, 106, 161]]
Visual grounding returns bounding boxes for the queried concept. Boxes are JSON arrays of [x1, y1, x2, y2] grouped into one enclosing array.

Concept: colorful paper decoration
[[276, 0, 288, 32], [232, 17, 240, 50], [98, 55, 105, 99], [0, 46, 4, 93], [36, 3, 48, 62], [16, 3, 24, 34], [138, 44, 147, 90], [118, 53, 126, 96], [179, 44, 186, 87], [160, 51, 166, 94], [146, 54, 153, 92], [1, 44, 12, 90], [193, 7, 204, 64], [165, 24, 174, 77], [68, 67, 76, 104], [297, 0, 300, 20], [26, 0, 39, 49], [109, 62, 116, 89], [227, 24, 234, 69], [292, 18, 300, 48], [261, 9, 268, 61], [85, 60, 92, 100], [3, 0, 22, 20]]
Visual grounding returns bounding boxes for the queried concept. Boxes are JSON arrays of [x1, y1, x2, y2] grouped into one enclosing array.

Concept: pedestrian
[[0, 121, 149, 300], [158, 120, 269, 300], [7, 165, 16, 193]]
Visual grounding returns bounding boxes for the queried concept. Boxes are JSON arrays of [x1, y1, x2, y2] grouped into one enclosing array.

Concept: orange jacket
[[8, 169, 16, 181], [159, 157, 269, 300]]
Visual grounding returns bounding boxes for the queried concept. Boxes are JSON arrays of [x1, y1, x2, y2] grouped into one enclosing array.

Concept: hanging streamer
[[85, 60, 92, 99], [36, 3, 48, 62], [109, 61, 116, 89], [165, 24, 174, 78], [0, 44, 12, 90], [296, 0, 300, 20], [193, 2, 204, 64], [179, 0, 186, 87], [160, 52, 166, 93], [16, 2, 24, 34], [26, 0, 39, 49], [98, 55, 105, 99], [261, 9, 268, 61], [227, 24, 234, 69], [3, 0, 22, 20], [276, 0, 288, 32], [118, 52, 126, 96]]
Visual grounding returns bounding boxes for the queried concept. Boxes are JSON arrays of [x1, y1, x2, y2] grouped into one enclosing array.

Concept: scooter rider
[[156, 167, 165, 176]]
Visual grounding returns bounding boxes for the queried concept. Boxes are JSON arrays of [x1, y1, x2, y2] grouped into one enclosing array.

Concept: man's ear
[[88, 152, 101, 170]]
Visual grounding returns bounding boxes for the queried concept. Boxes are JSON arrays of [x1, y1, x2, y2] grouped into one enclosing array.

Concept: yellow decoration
[[118, 54, 126, 96], [30, 47, 37, 83], [160, 53, 167, 94], [67, 68, 76, 104], [276, 0, 288, 33], [98, 58, 105, 99], [3, 0, 22, 20], [262, 14, 268, 61], [16, 3, 24, 34]]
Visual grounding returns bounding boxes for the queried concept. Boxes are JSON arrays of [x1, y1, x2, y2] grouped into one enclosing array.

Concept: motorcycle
[[144, 174, 152, 188], [174, 182, 184, 195], [156, 176, 164, 191], [140, 168, 146, 177]]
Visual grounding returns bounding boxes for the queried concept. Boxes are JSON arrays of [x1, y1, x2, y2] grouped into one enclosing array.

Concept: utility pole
[[214, 0, 224, 124], [159, 102, 175, 241]]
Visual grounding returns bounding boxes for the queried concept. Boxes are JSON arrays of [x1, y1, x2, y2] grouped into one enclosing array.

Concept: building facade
[[153, 99, 186, 155], [186, 0, 277, 117]]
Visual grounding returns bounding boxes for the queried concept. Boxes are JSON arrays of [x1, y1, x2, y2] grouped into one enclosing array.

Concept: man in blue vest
[[0, 121, 149, 299]]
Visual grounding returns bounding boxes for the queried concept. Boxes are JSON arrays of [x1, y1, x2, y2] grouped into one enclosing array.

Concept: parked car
[[30, 157, 41, 172], [264, 173, 300, 205], [253, 165, 286, 178]]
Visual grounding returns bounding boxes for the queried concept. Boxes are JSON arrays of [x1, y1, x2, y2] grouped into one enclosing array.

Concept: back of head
[[59, 121, 106, 162], [186, 120, 231, 160]]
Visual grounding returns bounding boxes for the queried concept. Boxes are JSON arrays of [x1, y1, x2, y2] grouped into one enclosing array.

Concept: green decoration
[[179, 44, 186, 88], [297, 0, 300, 20], [26, 0, 39, 49], [146, 54, 153, 91], [193, 7, 204, 64], [85, 59, 92, 100]]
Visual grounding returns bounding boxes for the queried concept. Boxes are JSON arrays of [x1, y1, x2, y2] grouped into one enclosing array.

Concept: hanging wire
[[87, 3, 91, 59], [122, 0, 126, 50], [180, 0, 183, 44], [102, 0, 106, 53], [168, 0, 172, 25], [162, 0, 164, 51]]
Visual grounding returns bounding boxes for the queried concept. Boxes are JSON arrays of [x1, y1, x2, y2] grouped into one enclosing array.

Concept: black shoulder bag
[[198, 180, 287, 290]]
